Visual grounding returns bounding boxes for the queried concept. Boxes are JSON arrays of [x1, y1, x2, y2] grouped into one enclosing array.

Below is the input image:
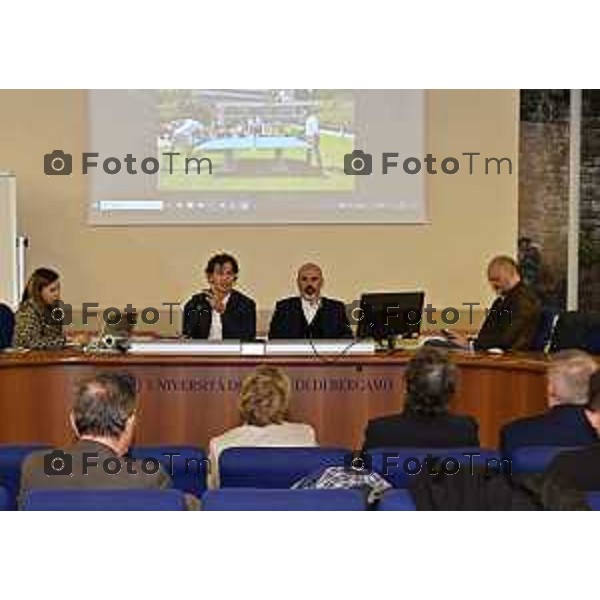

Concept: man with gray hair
[[500, 350, 599, 454], [545, 370, 600, 491], [19, 373, 172, 504]]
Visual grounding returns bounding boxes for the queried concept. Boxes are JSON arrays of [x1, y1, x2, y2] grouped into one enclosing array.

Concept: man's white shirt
[[208, 293, 231, 340], [301, 297, 321, 325]]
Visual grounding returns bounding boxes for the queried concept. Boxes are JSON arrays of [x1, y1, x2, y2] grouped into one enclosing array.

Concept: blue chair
[[22, 489, 187, 511], [531, 308, 559, 352], [508, 445, 582, 474], [369, 447, 505, 488], [587, 492, 600, 510], [377, 490, 416, 511], [129, 446, 207, 497], [202, 488, 366, 511], [0, 303, 15, 349], [0, 444, 52, 509], [0, 487, 11, 511], [218, 447, 348, 488]]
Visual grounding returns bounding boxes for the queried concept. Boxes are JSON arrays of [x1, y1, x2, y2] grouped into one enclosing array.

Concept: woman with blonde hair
[[12, 267, 66, 349], [208, 365, 316, 487]]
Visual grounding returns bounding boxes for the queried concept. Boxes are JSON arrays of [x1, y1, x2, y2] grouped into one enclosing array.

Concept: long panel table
[[0, 350, 550, 449]]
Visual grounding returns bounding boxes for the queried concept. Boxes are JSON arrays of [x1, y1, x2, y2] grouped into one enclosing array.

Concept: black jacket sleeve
[[268, 301, 286, 339], [182, 294, 211, 339], [361, 420, 379, 452], [334, 301, 354, 339], [465, 416, 480, 447], [224, 294, 256, 341]]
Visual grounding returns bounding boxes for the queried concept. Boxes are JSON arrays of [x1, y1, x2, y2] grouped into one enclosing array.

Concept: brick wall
[[519, 91, 569, 309], [519, 89, 600, 312], [579, 90, 600, 311]]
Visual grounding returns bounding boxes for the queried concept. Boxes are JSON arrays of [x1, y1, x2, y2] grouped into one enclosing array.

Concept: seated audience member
[[500, 350, 598, 455], [19, 373, 174, 506], [362, 347, 479, 451], [445, 256, 542, 351], [268, 263, 352, 340], [545, 371, 600, 491], [182, 253, 256, 341], [12, 267, 66, 350], [208, 365, 317, 487]]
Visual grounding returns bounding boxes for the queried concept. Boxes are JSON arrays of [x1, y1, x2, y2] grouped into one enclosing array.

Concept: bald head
[[487, 255, 521, 294], [297, 263, 324, 301]]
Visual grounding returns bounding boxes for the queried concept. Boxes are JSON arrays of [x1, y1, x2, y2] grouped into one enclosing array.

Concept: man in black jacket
[[268, 263, 352, 339], [500, 350, 598, 455], [545, 371, 600, 491], [446, 255, 542, 351], [182, 253, 256, 341], [362, 347, 479, 451]]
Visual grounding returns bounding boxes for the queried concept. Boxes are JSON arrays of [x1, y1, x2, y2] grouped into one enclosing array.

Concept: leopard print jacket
[[12, 299, 65, 349]]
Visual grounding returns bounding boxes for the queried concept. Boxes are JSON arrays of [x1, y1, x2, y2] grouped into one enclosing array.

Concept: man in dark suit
[[183, 253, 256, 341], [362, 347, 479, 451], [268, 263, 352, 339], [500, 350, 598, 455], [19, 373, 172, 505], [446, 255, 542, 351], [545, 371, 600, 491]]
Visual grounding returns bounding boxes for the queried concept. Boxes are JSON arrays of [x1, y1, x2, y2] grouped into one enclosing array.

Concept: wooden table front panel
[[0, 353, 549, 449]]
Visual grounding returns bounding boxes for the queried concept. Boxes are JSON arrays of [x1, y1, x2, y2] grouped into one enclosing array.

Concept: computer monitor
[[356, 292, 425, 340]]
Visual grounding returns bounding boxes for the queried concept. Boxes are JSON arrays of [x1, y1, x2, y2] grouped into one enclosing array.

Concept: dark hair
[[205, 253, 239, 276], [72, 373, 137, 438], [587, 371, 600, 412], [404, 347, 457, 418], [21, 267, 60, 305]]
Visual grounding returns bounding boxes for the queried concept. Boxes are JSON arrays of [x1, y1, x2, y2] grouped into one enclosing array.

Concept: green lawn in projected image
[[159, 133, 354, 192]]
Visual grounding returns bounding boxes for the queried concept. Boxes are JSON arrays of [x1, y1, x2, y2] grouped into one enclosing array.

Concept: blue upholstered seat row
[[1, 444, 598, 510]]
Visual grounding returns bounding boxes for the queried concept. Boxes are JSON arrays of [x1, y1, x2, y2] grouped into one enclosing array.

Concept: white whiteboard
[[0, 174, 18, 308]]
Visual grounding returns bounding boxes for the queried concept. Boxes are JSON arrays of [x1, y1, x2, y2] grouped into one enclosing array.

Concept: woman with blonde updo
[[208, 365, 316, 487]]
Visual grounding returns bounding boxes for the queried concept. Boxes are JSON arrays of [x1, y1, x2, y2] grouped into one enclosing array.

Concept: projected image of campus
[[158, 89, 354, 192]]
